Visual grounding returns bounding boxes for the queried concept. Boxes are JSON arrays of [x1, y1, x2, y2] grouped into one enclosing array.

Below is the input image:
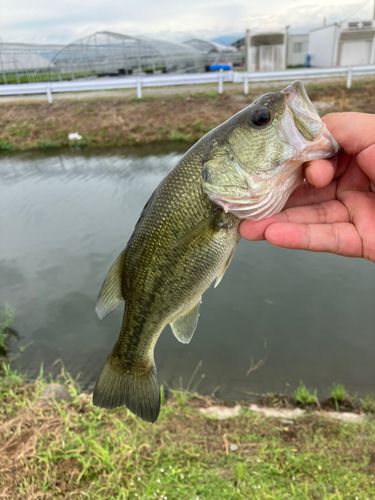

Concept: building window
[[293, 41, 308, 53]]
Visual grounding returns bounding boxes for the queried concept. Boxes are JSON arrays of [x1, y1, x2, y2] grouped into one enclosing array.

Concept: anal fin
[[95, 249, 126, 320], [170, 297, 202, 344]]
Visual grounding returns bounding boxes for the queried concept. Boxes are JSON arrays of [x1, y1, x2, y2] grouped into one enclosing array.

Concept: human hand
[[240, 112, 375, 262]]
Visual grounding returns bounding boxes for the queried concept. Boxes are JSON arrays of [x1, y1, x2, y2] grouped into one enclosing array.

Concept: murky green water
[[1, 147, 375, 400]]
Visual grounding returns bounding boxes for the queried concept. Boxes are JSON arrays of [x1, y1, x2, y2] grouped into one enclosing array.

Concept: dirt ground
[[1, 77, 375, 151]]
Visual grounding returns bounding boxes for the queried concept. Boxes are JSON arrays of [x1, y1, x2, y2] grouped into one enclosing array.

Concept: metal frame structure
[[184, 38, 241, 66], [49, 32, 205, 80], [0, 32, 206, 84], [0, 43, 64, 84]]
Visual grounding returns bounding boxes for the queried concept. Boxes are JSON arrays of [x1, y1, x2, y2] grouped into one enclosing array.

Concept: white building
[[309, 21, 375, 67], [287, 34, 309, 66], [246, 30, 287, 72]]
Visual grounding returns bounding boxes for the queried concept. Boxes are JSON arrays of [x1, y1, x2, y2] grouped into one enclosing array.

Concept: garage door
[[340, 41, 371, 66]]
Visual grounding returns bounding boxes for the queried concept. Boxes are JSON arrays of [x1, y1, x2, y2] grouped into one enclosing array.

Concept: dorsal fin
[[170, 297, 202, 344], [95, 249, 126, 320]]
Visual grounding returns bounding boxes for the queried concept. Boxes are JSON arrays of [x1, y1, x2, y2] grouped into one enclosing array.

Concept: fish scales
[[94, 137, 240, 422], [93, 81, 340, 422]]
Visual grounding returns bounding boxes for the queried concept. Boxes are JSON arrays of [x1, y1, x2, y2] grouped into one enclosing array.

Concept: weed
[[8, 123, 30, 138], [3, 78, 375, 153], [130, 95, 156, 102], [71, 137, 92, 148], [233, 461, 246, 484], [292, 381, 318, 405], [0, 137, 12, 151], [37, 139, 63, 149], [193, 91, 219, 99], [192, 119, 211, 134], [160, 384, 165, 405], [306, 84, 326, 92], [170, 130, 191, 142], [127, 134, 137, 145], [329, 383, 347, 403], [2, 362, 375, 499], [360, 394, 375, 413], [0, 304, 14, 356]]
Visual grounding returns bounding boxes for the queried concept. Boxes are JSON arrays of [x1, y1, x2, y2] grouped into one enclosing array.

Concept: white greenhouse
[[50, 32, 206, 79]]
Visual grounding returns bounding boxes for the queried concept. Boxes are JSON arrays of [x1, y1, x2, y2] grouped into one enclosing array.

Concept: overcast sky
[[0, 0, 373, 45]]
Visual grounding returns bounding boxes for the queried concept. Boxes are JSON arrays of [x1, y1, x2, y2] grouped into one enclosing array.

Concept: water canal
[[1, 147, 374, 400]]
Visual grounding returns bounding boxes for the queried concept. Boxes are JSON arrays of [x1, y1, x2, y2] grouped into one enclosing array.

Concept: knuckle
[[305, 225, 311, 251], [330, 224, 341, 255], [314, 204, 327, 223]]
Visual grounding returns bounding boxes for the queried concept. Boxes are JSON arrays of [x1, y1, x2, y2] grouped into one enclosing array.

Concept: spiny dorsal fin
[[170, 297, 202, 344], [95, 249, 126, 320], [215, 242, 238, 288]]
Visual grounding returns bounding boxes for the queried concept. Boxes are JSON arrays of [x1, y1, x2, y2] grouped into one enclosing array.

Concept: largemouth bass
[[93, 81, 339, 422]]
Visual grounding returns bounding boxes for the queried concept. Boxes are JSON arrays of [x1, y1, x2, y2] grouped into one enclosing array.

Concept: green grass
[[169, 129, 192, 142], [329, 383, 347, 403], [0, 137, 12, 151], [292, 381, 318, 405], [8, 123, 30, 138], [0, 304, 14, 356], [1, 77, 375, 152], [360, 394, 375, 414], [2, 363, 375, 499], [36, 138, 64, 149], [0, 71, 97, 85]]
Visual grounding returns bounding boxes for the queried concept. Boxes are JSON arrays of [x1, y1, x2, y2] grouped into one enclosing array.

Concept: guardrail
[[0, 71, 233, 103], [0, 65, 374, 102], [234, 65, 375, 93]]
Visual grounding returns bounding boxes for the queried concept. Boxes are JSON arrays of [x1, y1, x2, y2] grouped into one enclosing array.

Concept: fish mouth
[[279, 80, 340, 160]]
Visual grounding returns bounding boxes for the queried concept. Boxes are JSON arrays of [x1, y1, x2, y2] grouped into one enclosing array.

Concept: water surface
[[1, 147, 375, 400]]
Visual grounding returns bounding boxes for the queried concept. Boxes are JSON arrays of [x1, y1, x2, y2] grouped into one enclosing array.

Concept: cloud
[[0, 0, 373, 45]]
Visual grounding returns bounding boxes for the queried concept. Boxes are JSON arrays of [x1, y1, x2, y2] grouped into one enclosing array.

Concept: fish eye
[[250, 107, 272, 128]]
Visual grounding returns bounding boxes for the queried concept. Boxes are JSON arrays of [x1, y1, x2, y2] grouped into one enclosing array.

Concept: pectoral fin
[[215, 242, 238, 288], [171, 211, 223, 250], [170, 297, 202, 344], [95, 249, 126, 320]]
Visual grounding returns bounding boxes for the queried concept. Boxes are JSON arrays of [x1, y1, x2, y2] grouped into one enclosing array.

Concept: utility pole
[[245, 29, 250, 72]]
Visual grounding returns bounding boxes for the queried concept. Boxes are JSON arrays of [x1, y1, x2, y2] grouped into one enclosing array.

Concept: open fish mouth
[[279, 80, 340, 160], [202, 81, 340, 221]]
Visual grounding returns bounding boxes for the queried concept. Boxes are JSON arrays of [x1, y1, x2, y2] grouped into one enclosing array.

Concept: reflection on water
[[1, 147, 375, 400]]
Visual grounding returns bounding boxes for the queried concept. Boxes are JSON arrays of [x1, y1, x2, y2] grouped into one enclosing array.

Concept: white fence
[[0, 65, 374, 102], [0, 71, 233, 103], [234, 65, 375, 93]]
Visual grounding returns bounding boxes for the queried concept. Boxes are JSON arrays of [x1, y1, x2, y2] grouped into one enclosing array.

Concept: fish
[[93, 81, 339, 422]]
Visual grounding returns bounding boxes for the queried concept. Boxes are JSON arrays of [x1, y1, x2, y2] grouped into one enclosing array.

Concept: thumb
[[323, 112, 375, 156]]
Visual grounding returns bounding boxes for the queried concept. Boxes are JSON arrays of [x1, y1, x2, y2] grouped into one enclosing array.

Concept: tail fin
[[93, 350, 160, 423]]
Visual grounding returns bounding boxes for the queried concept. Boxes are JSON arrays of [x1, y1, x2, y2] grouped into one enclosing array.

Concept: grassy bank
[[1, 364, 375, 500], [1, 79, 375, 152]]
